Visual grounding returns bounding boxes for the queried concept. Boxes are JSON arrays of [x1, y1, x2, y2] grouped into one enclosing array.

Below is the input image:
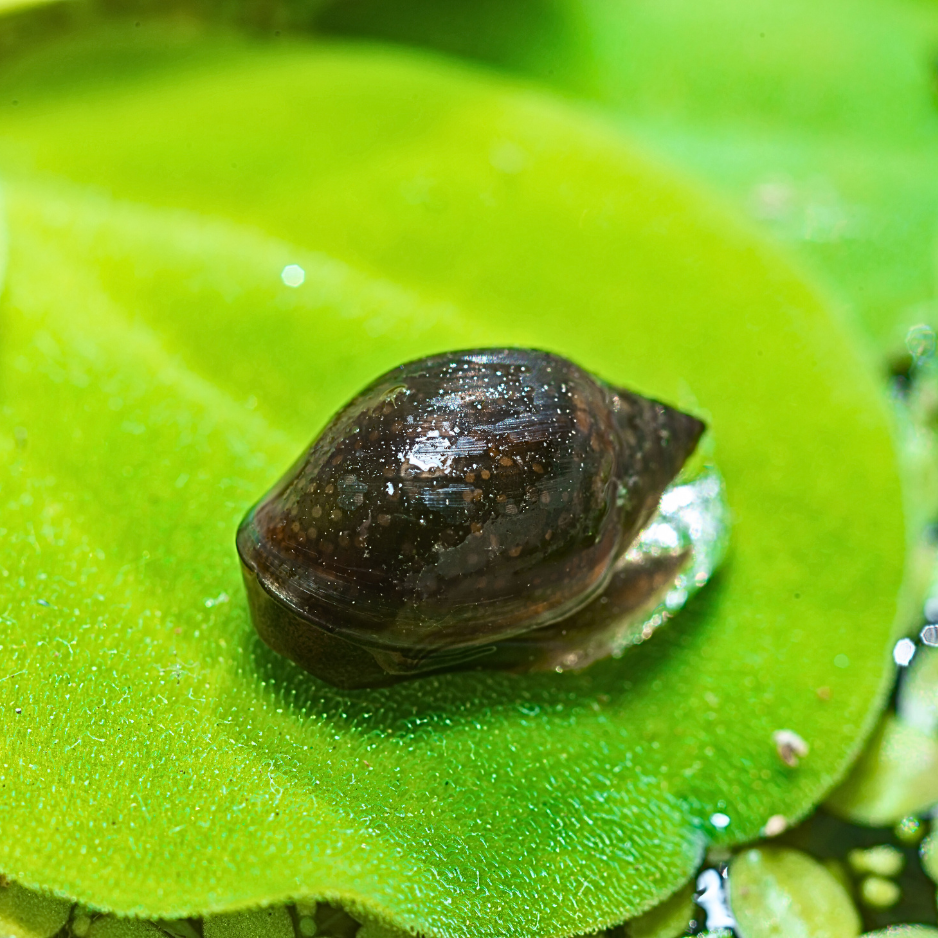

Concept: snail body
[[237, 349, 710, 687]]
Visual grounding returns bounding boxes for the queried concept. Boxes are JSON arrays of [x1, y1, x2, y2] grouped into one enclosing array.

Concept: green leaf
[[204, 908, 295, 938], [863, 930, 938, 938], [827, 631, 938, 827], [0, 181, 7, 294], [0, 0, 56, 16], [624, 882, 694, 938], [0, 31, 906, 938], [0, 880, 72, 938], [87, 919, 164, 938], [922, 834, 938, 884], [317, 0, 938, 353], [826, 714, 938, 825], [728, 847, 862, 938], [846, 845, 904, 879], [898, 645, 938, 736]]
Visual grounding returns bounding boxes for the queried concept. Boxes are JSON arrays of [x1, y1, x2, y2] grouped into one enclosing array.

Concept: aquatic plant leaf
[[826, 715, 938, 826], [0, 0, 58, 15], [728, 847, 862, 938], [898, 646, 938, 736], [858, 875, 902, 911], [624, 882, 695, 938], [0, 33, 906, 938], [0, 183, 6, 293], [355, 919, 409, 938], [204, 908, 294, 938], [87, 919, 164, 938], [846, 846, 905, 879], [0, 881, 72, 938], [922, 835, 938, 884], [317, 0, 938, 353], [862, 930, 938, 938]]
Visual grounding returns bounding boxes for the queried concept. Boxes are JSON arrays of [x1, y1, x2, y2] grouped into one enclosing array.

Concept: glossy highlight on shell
[[236, 349, 726, 688]]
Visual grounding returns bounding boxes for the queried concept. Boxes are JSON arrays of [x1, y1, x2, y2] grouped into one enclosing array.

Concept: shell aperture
[[236, 349, 722, 687]]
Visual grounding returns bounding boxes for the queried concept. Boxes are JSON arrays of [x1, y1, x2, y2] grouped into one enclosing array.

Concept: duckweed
[[0, 881, 72, 938], [895, 818, 926, 846], [859, 876, 902, 911], [86, 918, 164, 938], [922, 836, 938, 884], [728, 846, 862, 938], [848, 846, 906, 879], [623, 882, 695, 938], [827, 716, 938, 826], [203, 909, 295, 938], [862, 929, 938, 937], [899, 648, 938, 737]]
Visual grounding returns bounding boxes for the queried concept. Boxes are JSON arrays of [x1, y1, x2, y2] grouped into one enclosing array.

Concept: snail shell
[[237, 349, 705, 688]]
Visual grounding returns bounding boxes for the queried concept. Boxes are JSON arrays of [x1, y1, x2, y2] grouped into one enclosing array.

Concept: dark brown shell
[[237, 349, 704, 686]]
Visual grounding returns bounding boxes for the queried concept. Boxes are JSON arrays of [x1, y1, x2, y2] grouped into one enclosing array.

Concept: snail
[[237, 349, 728, 688]]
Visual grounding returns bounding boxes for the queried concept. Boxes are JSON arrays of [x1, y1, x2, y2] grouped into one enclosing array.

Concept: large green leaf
[[0, 30, 906, 938], [318, 0, 938, 353]]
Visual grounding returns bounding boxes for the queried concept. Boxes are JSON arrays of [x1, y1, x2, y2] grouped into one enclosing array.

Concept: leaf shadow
[[244, 565, 733, 741]]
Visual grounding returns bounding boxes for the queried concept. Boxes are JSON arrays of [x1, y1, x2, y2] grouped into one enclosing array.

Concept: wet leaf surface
[[0, 25, 906, 938]]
